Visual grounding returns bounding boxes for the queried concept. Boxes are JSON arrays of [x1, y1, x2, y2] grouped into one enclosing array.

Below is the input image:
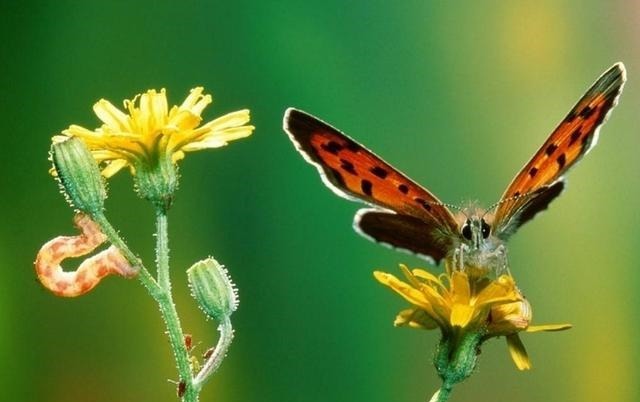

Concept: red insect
[[283, 63, 625, 275]]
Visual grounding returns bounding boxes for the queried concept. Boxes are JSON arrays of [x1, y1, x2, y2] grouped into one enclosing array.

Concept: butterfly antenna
[[434, 201, 469, 220], [484, 190, 538, 217]]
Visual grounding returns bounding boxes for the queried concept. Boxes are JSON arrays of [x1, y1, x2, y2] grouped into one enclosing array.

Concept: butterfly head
[[458, 206, 492, 250]]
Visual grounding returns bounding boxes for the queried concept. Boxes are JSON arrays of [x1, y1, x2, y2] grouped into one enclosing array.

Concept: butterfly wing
[[353, 209, 453, 264], [283, 108, 460, 261], [493, 63, 625, 238]]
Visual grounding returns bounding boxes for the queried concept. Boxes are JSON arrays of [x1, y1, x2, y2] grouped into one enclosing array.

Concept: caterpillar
[[35, 213, 137, 297]]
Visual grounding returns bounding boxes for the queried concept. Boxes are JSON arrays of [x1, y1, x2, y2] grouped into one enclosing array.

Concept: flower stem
[[194, 315, 234, 390], [156, 211, 170, 291], [431, 330, 483, 402], [429, 382, 453, 402], [92, 212, 160, 296], [93, 211, 198, 401], [154, 210, 198, 402]]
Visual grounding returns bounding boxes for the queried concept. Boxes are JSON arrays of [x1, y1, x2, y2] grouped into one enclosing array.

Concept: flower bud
[[51, 137, 106, 215], [187, 258, 238, 321]]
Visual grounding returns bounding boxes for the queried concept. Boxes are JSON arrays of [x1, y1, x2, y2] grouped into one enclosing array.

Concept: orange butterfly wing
[[493, 63, 625, 235], [283, 108, 459, 249]]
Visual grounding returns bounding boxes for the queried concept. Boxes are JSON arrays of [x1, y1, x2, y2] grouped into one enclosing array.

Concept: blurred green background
[[1, 1, 638, 401]]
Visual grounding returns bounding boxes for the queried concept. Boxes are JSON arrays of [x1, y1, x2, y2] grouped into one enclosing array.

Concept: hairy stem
[[429, 381, 453, 402], [92, 212, 160, 296], [154, 210, 198, 402], [94, 211, 198, 401], [156, 212, 171, 291], [194, 315, 234, 390]]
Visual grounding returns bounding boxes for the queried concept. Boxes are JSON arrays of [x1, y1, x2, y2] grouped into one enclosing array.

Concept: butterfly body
[[283, 64, 625, 276]]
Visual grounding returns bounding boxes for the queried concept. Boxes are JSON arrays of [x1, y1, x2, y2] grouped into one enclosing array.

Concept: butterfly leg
[[491, 244, 510, 276], [451, 244, 469, 272]]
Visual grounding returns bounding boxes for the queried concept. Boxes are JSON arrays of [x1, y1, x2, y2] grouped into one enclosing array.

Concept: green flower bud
[[51, 137, 106, 215], [188, 258, 238, 321], [132, 151, 178, 212]]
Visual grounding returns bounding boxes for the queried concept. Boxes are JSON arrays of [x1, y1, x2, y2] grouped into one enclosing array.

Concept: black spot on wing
[[557, 153, 566, 169], [529, 167, 538, 178], [322, 141, 343, 155], [370, 166, 388, 179], [361, 179, 373, 196], [569, 128, 582, 146], [579, 105, 596, 119], [398, 184, 409, 194], [340, 159, 356, 175], [545, 144, 558, 156], [414, 198, 432, 211]]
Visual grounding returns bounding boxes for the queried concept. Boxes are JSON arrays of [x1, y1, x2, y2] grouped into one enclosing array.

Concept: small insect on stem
[[176, 379, 187, 398], [184, 334, 193, 351], [34, 213, 137, 297], [203, 347, 214, 360]]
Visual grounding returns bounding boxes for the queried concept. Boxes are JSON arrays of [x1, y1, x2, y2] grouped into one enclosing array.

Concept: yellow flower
[[374, 264, 571, 370], [54, 87, 254, 178]]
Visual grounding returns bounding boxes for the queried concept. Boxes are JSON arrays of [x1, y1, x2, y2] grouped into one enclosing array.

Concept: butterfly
[[283, 63, 625, 276]]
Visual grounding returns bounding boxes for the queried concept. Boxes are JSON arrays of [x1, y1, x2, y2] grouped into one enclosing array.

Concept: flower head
[[54, 87, 254, 210], [54, 87, 254, 177], [374, 264, 571, 370]]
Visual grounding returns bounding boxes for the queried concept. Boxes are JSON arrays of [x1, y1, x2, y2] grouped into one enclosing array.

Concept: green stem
[[193, 315, 234, 390], [156, 211, 170, 291], [93, 211, 198, 401], [92, 212, 160, 297], [154, 210, 198, 402], [431, 330, 484, 402], [429, 381, 453, 402]]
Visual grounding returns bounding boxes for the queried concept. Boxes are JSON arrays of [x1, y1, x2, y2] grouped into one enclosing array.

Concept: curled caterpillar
[[35, 213, 137, 297]]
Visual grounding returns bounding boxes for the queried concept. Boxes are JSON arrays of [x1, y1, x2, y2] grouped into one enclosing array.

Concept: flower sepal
[[51, 137, 106, 216], [434, 330, 483, 388], [132, 151, 178, 212]]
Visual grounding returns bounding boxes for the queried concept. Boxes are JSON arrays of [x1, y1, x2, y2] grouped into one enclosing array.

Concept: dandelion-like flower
[[53, 87, 254, 210], [374, 264, 571, 401]]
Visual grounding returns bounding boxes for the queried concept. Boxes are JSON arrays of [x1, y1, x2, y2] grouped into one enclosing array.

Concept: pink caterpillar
[[35, 213, 137, 297]]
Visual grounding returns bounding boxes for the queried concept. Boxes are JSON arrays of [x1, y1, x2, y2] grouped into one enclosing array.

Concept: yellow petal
[[180, 87, 207, 110], [205, 109, 251, 130], [100, 159, 129, 178], [168, 109, 202, 131], [93, 99, 131, 131], [190, 93, 212, 116], [411, 269, 446, 290], [526, 323, 572, 332], [150, 88, 168, 125], [64, 124, 105, 139], [474, 277, 520, 307], [400, 264, 421, 287], [506, 333, 531, 370], [171, 150, 186, 163], [394, 308, 438, 329], [373, 272, 430, 308], [450, 271, 471, 305], [450, 304, 475, 327], [181, 126, 254, 151]]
